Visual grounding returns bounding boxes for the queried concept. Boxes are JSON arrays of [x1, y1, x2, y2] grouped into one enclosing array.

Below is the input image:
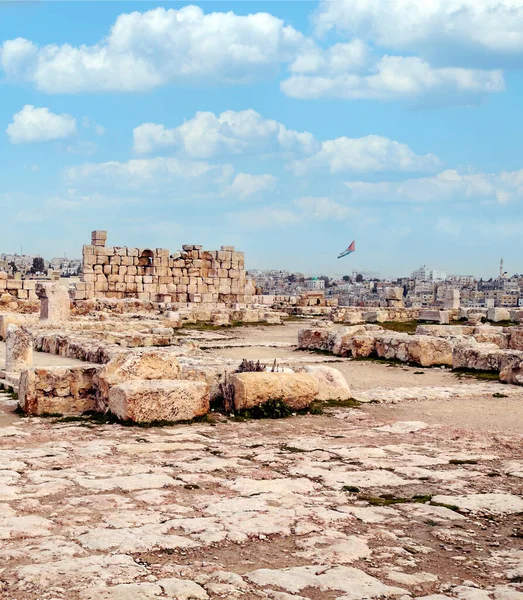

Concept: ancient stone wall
[[78, 230, 254, 304]]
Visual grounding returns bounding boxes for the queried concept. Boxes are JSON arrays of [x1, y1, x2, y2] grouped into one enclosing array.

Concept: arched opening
[[138, 249, 154, 267]]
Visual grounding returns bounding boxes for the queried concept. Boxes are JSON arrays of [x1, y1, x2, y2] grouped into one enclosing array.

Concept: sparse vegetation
[[492, 392, 508, 398], [381, 321, 418, 334], [453, 368, 499, 381], [360, 494, 433, 506], [449, 459, 478, 465], [342, 485, 360, 493]]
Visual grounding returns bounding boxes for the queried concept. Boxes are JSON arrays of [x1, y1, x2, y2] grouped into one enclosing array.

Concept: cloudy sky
[[1, 0, 523, 278]]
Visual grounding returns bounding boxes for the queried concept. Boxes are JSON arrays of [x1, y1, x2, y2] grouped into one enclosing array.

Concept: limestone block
[[509, 328, 523, 350], [19, 366, 101, 416], [211, 312, 229, 326], [300, 365, 351, 401], [0, 280, 6, 291], [363, 310, 388, 323], [452, 343, 523, 373], [297, 328, 332, 352], [418, 310, 441, 322], [231, 372, 319, 411], [5, 325, 33, 372], [331, 325, 371, 356], [438, 310, 450, 325], [96, 349, 182, 407], [500, 360, 523, 385], [473, 325, 509, 348], [406, 336, 453, 367], [7, 280, 22, 290], [39, 283, 70, 323], [488, 307, 511, 322], [350, 335, 377, 358]]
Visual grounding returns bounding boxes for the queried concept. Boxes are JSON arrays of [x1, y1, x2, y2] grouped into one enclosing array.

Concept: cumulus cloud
[[134, 109, 439, 175], [281, 55, 504, 105], [345, 168, 523, 204], [290, 135, 441, 175], [0, 5, 306, 93], [294, 196, 351, 220], [314, 0, 523, 65], [7, 105, 76, 144], [133, 109, 318, 157], [227, 173, 277, 199]]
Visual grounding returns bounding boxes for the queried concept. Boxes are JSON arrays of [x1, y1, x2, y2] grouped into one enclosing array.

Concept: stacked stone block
[[0, 272, 38, 301], [79, 231, 249, 304]]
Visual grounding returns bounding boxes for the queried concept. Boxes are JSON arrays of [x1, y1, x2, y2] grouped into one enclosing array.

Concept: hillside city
[[2, 250, 521, 309]]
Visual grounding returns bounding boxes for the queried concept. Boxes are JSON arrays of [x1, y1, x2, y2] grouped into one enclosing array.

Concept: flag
[[337, 240, 355, 259]]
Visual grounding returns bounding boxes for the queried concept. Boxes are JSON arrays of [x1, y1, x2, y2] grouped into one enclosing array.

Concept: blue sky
[[1, 0, 523, 278]]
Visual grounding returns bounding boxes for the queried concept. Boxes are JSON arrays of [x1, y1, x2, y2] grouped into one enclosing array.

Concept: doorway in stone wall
[[138, 249, 154, 267]]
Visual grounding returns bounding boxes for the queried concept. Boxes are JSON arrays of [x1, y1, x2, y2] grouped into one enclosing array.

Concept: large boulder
[[108, 380, 210, 423], [299, 365, 351, 401], [230, 372, 319, 411], [96, 350, 181, 409], [19, 366, 101, 416], [407, 336, 453, 367], [331, 325, 370, 356]]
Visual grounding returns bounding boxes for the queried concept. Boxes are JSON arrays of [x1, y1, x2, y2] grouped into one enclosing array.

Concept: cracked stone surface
[[0, 386, 522, 600]]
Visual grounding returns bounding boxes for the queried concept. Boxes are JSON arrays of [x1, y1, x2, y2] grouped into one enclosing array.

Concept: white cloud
[[345, 168, 523, 204], [289, 40, 371, 75], [0, 6, 306, 93], [290, 135, 441, 175], [65, 156, 233, 192], [282, 55, 504, 105], [294, 196, 351, 220], [133, 109, 318, 157], [6, 105, 76, 144], [314, 0, 523, 63], [227, 173, 277, 199], [134, 109, 438, 176]]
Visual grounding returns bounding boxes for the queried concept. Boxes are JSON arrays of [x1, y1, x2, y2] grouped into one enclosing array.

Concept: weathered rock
[[297, 328, 331, 352], [509, 328, 523, 350], [96, 350, 181, 408], [452, 343, 523, 373], [39, 282, 71, 323], [499, 360, 523, 385], [299, 365, 351, 401], [473, 325, 509, 348], [487, 307, 511, 323], [108, 380, 210, 423], [419, 310, 441, 322], [363, 310, 388, 323], [331, 325, 370, 356], [350, 335, 377, 358], [375, 333, 410, 362], [19, 366, 101, 416], [230, 372, 319, 411], [5, 325, 33, 372], [407, 336, 453, 367]]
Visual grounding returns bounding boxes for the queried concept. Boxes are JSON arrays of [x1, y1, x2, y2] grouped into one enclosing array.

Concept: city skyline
[[1, 1, 523, 277]]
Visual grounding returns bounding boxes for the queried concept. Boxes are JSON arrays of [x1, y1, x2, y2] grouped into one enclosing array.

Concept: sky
[[1, 0, 523, 279]]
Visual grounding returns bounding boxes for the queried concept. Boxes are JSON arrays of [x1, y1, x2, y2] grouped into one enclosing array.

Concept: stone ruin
[[76, 230, 255, 304]]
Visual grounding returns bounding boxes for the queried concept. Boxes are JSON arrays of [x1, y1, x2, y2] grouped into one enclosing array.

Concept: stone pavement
[[0, 393, 522, 600]]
